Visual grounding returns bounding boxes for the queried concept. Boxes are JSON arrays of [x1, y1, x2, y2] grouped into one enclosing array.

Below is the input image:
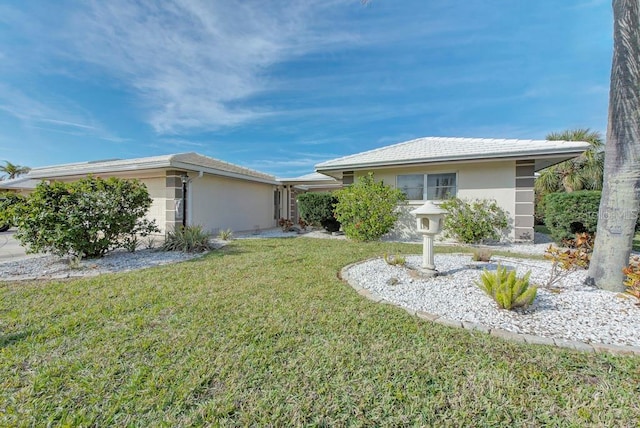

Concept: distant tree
[[587, 0, 640, 292], [535, 129, 604, 195], [0, 161, 31, 180]]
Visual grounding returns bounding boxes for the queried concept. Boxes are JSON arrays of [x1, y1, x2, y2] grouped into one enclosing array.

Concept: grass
[[634, 232, 640, 251], [1, 238, 639, 426]]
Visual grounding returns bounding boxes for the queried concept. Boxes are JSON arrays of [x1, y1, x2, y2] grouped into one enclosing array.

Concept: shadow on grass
[[0, 331, 30, 348]]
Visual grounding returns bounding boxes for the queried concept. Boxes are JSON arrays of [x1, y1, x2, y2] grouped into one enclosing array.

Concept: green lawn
[[1, 238, 639, 426]]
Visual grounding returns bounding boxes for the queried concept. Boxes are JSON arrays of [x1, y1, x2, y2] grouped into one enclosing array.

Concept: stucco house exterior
[[315, 137, 591, 242], [14, 153, 281, 234]]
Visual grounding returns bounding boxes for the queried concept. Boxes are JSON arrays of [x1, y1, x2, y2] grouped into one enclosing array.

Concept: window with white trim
[[397, 173, 456, 201]]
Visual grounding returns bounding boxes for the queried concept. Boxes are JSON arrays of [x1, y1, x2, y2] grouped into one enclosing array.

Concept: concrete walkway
[[0, 230, 40, 262]]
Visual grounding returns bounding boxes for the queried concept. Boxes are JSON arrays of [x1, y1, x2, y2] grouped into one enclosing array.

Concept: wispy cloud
[[0, 84, 126, 143], [60, 0, 357, 134]]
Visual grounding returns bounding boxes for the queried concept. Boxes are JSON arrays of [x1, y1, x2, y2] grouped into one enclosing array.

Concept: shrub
[[544, 191, 601, 243], [623, 256, 640, 302], [440, 198, 508, 244], [383, 253, 406, 266], [218, 229, 234, 241], [163, 225, 212, 253], [333, 173, 406, 242], [278, 218, 294, 232], [543, 242, 590, 289], [297, 192, 340, 232], [476, 266, 537, 310], [0, 192, 26, 231], [472, 247, 492, 262], [14, 177, 159, 258]]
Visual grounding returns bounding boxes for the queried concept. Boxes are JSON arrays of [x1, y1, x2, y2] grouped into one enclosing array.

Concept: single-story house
[[11, 153, 282, 234], [315, 137, 591, 242], [0, 152, 342, 235]]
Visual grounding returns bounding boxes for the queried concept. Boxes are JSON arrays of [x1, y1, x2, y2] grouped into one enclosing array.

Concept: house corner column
[[514, 160, 535, 242], [165, 170, 183, 233]]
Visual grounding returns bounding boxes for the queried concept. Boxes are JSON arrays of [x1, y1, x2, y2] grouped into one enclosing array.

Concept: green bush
[[297, 192, 340, 232], [544, 191, 600, 243], [14, 177, 159, 258], [476, 266, 537, 310], [163, 225, 212, 252], [0, 192, 26, 231], [440, 198, 508, 244], [333, 173, 406, 241]]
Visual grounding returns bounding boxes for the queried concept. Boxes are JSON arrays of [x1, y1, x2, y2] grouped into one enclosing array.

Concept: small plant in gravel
[[163, 225, 212, 253], [543, 243, 590, 289], [471, 247, 492, 262], [476, 265, 537, 310], [623, 256, 640, 303], [218, 228, 234, 241], [383, 253, 406, 266], [278, 218, 294, 232]]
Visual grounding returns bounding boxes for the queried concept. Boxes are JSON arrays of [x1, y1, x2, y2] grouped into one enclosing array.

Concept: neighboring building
[[315, 137, 591, 242], [277, 172, 342, 222], [13, 153, 281, 234]]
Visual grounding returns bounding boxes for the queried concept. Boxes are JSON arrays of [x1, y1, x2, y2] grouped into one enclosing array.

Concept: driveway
[[0, 229, 38, 262]]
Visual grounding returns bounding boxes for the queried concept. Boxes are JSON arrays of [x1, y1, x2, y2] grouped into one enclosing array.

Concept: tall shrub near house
[[0, 191, 26, 231], [15, 176, 159, 258], [544, 191, 601, 243], [440, 197, 508, 244], [333, 173, 406, 241], [297, 192, 340, 232]]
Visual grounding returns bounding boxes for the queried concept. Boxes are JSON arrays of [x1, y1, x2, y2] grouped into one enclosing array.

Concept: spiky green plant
[[163, 225, 212, 253], [476, 265, 537, 310], [218, 228, 234, 241]]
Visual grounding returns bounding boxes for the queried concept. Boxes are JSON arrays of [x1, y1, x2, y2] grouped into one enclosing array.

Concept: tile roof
[[27, 152, 277, 183], [315, 137, 592, 170]]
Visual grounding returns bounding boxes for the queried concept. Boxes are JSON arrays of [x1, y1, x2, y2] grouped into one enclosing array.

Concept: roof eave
[[315, 149, 588, 172]]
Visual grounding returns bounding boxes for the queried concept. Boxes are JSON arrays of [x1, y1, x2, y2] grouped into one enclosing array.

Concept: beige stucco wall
[[140, 177, 168, 234], [189, 174, 277, 233], [354, 160, 517, 241]]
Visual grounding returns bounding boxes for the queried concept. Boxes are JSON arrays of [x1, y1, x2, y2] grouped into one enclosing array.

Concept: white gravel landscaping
[[346, 254, 640, 348]]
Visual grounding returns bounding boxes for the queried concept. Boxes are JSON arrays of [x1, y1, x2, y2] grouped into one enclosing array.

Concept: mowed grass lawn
[[1, 238, 639, 426]]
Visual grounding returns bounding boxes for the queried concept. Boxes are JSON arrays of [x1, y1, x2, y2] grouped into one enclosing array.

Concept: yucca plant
[[476, 265, 537, 310], [217, 228, 234, 241], [163, 225, 212, 253]]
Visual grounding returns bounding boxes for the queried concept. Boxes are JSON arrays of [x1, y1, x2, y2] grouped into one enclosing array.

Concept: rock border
[[339, 259, 640, 357]]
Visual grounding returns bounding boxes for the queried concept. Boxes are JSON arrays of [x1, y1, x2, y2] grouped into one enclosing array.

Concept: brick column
[[165, 170, 183, 232]]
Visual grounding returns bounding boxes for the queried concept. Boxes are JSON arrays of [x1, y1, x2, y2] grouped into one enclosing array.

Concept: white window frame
[[396, 172, 457, 201]]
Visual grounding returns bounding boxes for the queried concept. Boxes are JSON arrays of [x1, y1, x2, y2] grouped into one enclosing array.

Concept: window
[[397, 173, 456, 201]]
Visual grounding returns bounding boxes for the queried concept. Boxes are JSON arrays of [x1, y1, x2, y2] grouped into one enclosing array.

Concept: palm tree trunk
[[587, 0, 640, 292]]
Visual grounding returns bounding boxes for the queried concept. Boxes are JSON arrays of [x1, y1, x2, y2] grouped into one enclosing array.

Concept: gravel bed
[[0, 249, 204, 281], [346, 254, 640, 347]]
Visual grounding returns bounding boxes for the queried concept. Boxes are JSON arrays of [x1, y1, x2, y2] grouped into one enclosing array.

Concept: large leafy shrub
[[440, 198, 508, 244], [333, 173, 406, 241], [14, 176, 159, 258], [0, 191, 26, 231], [543, 191, 600, 243], [297, 192, 340, 232], [476, 266, 537, 310]]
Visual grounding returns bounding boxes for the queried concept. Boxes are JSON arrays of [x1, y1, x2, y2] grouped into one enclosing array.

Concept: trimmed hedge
[[297, 192, 340, 232], [544, 191, 601, 242]]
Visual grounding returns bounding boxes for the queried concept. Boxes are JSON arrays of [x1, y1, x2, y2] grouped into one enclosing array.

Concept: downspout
[[180, 174, 191, 228]]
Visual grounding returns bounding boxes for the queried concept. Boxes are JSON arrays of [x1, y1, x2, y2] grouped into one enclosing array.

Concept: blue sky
[[0, 0, 611, 177]]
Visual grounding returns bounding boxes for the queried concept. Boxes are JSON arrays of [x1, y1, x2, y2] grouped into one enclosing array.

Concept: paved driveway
[[0, 229, 37, 262]]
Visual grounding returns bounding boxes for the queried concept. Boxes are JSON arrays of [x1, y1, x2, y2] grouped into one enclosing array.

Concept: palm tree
[[534, 128, 604, 195], [587, 0, 640, 292], [0, 161, 31, 180]]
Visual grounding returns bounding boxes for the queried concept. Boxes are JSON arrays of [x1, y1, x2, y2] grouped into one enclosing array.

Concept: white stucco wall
[[354, 160, 517, 241], [189, 174, 277, 233]]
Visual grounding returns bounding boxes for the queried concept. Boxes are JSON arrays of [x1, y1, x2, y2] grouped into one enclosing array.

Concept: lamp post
[[411, 201, 448, 276], [180, 174, 191, 227]]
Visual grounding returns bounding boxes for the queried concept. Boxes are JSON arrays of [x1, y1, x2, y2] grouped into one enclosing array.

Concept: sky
[[0, 0, 612, 178]]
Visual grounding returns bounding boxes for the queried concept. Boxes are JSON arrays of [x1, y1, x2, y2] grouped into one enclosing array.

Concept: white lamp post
[[411, 201, 448, 276]]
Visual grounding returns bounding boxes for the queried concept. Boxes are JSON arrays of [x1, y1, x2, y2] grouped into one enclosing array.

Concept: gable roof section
[[315, 137, 592, 172], [27, 152, 278, 185]]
